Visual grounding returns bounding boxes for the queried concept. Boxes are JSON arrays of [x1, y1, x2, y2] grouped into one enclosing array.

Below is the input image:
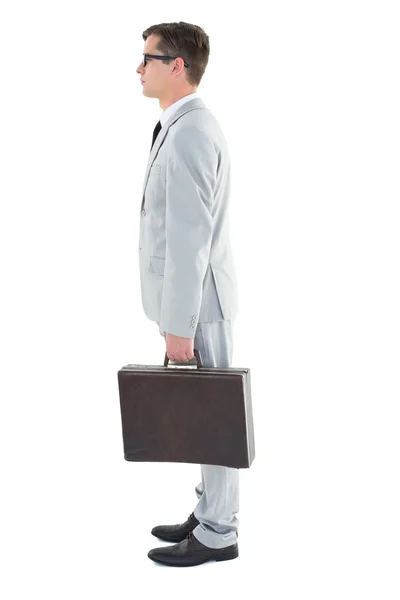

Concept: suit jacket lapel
[[141, 98, 206, 203]]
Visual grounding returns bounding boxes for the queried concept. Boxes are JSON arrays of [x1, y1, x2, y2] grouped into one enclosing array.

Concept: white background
[[1, 0, 399, 598]]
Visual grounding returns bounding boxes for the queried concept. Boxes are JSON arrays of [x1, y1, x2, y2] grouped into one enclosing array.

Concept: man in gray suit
[[136, 21, 240, 567]]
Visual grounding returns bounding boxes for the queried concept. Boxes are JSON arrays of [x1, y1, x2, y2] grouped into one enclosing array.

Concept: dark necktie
[[151, 120, 162, 151]]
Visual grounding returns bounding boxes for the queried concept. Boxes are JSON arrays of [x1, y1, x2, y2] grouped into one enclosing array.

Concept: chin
[[142, 87, 158, 99]]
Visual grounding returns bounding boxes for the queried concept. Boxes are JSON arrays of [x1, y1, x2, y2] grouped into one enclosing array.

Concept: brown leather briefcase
[[117, 350, 255, 468]]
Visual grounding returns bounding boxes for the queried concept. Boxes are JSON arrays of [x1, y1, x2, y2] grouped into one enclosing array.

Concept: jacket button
[[141, 209, 146, 216]]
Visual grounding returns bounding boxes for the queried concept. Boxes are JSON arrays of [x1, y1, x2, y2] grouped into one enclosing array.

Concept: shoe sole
[[149, 547, 239, 567]]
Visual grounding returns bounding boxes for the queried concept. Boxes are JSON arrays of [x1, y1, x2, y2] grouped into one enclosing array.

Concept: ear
[[172, 57, 185, 74]]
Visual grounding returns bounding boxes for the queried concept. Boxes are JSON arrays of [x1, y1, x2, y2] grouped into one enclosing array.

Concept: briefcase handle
[[163, 348, 203, 368]]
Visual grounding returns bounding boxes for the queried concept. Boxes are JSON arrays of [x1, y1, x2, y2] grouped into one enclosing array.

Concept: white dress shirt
[[159, 92, 200, 128]]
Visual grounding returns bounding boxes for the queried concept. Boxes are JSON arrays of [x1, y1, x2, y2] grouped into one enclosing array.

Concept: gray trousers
[[162, 320, 239, 549]]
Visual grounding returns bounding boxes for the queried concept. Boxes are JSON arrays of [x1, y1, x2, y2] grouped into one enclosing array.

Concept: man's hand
[[165, 333, 194, 362]]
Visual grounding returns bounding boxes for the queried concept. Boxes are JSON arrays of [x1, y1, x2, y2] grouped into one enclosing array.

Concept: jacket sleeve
[[159, 126, 218, 338]]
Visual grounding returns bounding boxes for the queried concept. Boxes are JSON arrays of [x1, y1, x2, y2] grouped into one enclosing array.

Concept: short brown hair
[[142, 21, 210, 86]]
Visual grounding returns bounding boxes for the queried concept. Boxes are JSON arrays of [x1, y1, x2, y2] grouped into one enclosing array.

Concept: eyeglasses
[[143, 53, 189, 68]]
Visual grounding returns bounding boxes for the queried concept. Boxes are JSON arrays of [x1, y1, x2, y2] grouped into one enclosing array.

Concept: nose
[[136, 62, 144, 74]]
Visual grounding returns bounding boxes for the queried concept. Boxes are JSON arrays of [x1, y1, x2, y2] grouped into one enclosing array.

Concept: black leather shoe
[[151, 512, 200, 543], [148, 532, 238, 567]]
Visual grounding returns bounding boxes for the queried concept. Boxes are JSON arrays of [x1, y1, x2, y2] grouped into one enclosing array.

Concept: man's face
[[136, 34, 172, 99]]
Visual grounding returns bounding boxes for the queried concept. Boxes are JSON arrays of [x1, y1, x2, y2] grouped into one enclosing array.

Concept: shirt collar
[[160, 92, 200, 128]]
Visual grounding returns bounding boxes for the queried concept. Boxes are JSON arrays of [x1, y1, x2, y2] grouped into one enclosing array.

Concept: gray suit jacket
[[138, 98, 238, 338]]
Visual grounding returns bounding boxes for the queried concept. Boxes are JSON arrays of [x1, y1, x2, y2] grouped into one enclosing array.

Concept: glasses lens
[[143, 55, 147, 66]]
